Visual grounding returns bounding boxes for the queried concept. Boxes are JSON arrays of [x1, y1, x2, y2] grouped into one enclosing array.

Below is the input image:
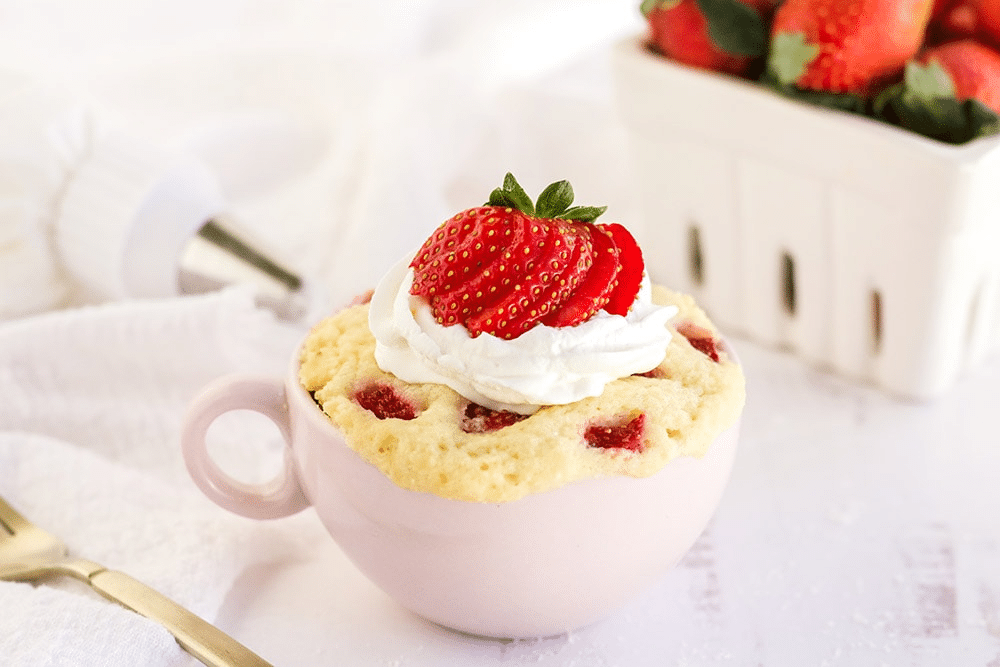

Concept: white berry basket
[[613, 36, 1000, 400]]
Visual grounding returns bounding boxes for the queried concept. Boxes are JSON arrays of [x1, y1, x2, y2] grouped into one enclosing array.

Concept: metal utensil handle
[[89, 569, 272, 667]]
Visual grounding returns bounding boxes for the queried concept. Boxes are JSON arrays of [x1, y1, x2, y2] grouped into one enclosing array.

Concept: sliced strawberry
[[584, 413, 646, 452], [676, 321, 721, 362], [468, 218, 603, 339], [353, 383, 419, 420], [534, 221, 595, 317], [600, 223, 645, 316], [425, 209, 534, 328], [411, 207, 495, 295], [409, 173, 644, 339], [465, 220, 567, 338], [460, 403, 529, 433], [543, 224, 618, 327]]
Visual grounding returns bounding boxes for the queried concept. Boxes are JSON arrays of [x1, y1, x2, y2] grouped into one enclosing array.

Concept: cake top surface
[[367, 173, 679, 416], [300, 285, 744, 503]]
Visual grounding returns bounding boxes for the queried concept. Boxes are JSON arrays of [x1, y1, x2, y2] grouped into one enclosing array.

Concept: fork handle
[[88, 569, 273, 667]]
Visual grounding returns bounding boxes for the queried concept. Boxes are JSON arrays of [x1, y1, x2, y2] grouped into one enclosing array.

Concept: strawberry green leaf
[[487, 174, 606, 222], [967, 99, 1000, 137], [535, 180, 575, 218], [488, 172, 535, 214], [555, 205, 607, 223], [872, 61, 1000, 144], [759, 69, 867, 114], [639, 0, 664, 17], [768, 32, 820, 88], [695, 0, 766, 57], [904, 60, 955, 99]]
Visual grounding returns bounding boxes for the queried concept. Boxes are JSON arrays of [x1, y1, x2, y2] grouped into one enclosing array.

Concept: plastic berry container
[[612, 36, 1000, 399]]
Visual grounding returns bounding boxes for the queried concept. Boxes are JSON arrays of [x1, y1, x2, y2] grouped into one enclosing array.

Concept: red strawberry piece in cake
[[354, 383, 419, 420], [676, 321, 722, 362], [461, 403, 529, 434], [585, 414, 647, 452]]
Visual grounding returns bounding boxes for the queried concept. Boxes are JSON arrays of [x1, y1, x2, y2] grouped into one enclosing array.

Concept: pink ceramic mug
[[181, 346, 741, 638]]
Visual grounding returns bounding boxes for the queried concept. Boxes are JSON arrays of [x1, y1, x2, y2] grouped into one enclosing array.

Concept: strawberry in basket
[[768, 0, 935, 96], [929, 0, 1000, 47], [640, 0, 775, 76], [873, 38, 1000, 142]]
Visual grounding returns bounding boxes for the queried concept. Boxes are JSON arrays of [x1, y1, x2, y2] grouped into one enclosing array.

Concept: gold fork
[[0, 493, 272, 667]]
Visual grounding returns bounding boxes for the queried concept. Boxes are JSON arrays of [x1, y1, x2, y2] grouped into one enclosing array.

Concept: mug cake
[[299, 174, 745, 503], [183, 173, 747, 638]]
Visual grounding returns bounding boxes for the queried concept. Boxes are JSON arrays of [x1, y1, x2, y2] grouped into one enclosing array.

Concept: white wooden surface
[[218, 339, 1000, 666]]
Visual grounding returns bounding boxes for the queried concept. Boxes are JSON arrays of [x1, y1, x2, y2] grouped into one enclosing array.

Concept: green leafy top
[[767, 31, 820, 88], [695, 0, 767, 57], [488, 173, 607, 223], [872, 61, 1000, 145], [761, 32, 867, 115]]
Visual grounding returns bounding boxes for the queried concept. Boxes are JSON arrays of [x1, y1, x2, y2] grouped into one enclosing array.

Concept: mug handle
[[181, 374, 310, 519]]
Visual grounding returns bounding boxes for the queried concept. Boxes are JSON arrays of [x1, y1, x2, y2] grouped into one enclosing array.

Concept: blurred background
[[0, 0, 647, 320]]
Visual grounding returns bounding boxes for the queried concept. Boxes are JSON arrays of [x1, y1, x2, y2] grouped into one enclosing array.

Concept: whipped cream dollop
[[369, 254, 678, 414]]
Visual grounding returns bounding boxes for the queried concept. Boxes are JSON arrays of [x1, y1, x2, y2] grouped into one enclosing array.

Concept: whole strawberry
[[872, 37, 1000, 142], [927, 0, 981, 42], [977, 1, 1000, 47], [409, 174, 646, 340], [768, 0, 935, 96], [919, 39, 1000, 114], [641, 0, 772, 76]]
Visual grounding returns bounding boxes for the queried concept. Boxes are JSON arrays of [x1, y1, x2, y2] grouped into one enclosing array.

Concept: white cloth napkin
[[0, 288, 319, 666], [0, 3, 649, 664]]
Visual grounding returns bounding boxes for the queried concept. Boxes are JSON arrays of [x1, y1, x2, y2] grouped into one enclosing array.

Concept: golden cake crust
[[299, 285, 745, 503]]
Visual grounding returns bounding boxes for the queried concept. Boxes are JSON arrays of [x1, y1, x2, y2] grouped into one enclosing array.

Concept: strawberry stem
[[488, 172, 534, 214], [535, 180, 575, 218], [486, 173, 606, 223]]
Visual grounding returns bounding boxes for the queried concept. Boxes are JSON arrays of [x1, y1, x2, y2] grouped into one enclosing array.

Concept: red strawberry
[[927, 0, 1000, 47], [601, 223, 645, 316], [642, 0, 772, 77], [981, 2, 1000, 47], [348, 289, 374, 306], [465, 218, 581, 339], [928, 0, 981, 42], [676, 321, 722, 362], [461, 403, 529, 433], [918, 39, 1000, 114], [354, 383, 419, 420], [768, 0, 935, 96], [409, 174, 646, 340], [584, 413, 647, 452], [542, 223, 619, 327]]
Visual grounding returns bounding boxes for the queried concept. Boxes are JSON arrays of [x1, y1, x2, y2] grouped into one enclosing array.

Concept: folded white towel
[[0, 288, 315, 666]]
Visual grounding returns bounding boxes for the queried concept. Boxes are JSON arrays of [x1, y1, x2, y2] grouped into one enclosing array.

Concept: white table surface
[[2, 4, 998, 664], [215, 338, 1000, 666]]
